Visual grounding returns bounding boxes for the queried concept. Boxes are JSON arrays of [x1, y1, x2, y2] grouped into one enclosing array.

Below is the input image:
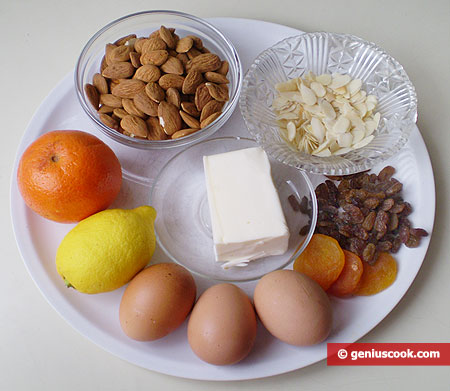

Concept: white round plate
[[10, 18, 435, 380]]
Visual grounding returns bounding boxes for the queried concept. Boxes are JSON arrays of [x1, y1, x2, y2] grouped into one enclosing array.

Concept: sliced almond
[[111, 79, 145, 98], [102, 62, 135, 79], [205, 82, 229, 102], [99, 113, 119, 130], [200, 100, 224, 122], [171, 128, 199, 139], [134, 64, 161, 82], [166, 88, 181, 108], [316, 74, 332, 85], [310, 81, 326, 98], [121, 115, 148, 138], [158, 101, 182, 135], [287, 121, 296, 141], [300, 83, 317, 105], [134, 90, 159, 116], [84, 83, 99, 110], [160, 56, 184, 75], [200, 111, 221, 128], [145, 82, 165, 103], [158, 74, 185, 90]]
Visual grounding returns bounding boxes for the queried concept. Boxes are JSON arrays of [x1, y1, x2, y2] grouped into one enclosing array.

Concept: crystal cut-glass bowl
[[240, 32, 417, 175]]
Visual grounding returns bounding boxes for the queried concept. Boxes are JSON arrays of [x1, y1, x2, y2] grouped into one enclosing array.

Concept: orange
[[17, 130, 122, 223]]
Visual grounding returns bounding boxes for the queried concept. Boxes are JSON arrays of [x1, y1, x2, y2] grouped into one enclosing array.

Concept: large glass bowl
[[240, 32, 417, 175], [75, 10, 242, 149], [150, 137, 318, 282]]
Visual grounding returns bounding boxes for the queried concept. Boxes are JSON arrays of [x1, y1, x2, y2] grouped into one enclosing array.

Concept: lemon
[[56, 206, 157, 294]]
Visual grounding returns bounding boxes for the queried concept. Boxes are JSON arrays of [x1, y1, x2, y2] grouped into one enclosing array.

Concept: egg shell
[[254, 269, 332, 346], [119, 263, 196, 341], [187, 283, 257, 366]]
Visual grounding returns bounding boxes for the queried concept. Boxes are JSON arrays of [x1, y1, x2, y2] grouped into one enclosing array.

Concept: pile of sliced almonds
[[273, 72, 380, 156]]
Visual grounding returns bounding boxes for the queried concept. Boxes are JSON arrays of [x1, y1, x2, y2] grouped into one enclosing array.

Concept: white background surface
[[2, 0, 449, 390]]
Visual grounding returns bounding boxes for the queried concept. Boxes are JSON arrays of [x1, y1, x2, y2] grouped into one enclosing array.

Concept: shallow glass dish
[[150, 136, 318, 282], [75, 10, 242, 149], [240, 32, 417, 175]]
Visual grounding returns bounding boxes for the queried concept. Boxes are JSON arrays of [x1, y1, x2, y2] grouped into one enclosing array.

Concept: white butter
[[203, 147, 290, 268]]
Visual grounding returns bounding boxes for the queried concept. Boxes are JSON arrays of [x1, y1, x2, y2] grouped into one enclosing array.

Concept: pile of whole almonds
[[84, 26, 230, 140]]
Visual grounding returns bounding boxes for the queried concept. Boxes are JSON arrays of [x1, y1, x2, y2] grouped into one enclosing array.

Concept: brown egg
[[254, 269, 332, 346], [187, 283, 257, 365], [119, 263, 196, 341]]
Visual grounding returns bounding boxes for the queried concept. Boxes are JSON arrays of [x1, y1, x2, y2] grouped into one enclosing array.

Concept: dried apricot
[[354, 252, 397, 296], [293, 234, 345, 290], [328, 250, 363, 297]]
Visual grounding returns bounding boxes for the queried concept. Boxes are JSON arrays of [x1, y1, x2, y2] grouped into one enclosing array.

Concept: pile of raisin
[[313, 166, 428, 264]]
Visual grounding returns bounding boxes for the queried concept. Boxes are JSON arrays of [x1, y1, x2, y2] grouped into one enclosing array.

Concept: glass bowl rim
[[239, 31, 418, 175], [149, 135, 318, 282], [74, 10, 243, 150]]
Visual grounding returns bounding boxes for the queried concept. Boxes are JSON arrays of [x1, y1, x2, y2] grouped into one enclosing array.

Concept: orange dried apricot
[[328, 250, 363, 297], [293, 233, 345, 291], [354, 252, 397, 296]]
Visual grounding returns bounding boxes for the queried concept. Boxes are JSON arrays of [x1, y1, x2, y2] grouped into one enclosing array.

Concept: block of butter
[[203, 147, 290, 268]]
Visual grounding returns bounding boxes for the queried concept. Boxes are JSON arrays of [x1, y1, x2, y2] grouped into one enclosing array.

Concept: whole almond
[[100, 56, 108, 73], [99, 113, 119, 130], [176, 53, 189, 67], [217, 60, 229, 76], [181, 101, 200, 117], [98, 105, 114, 114], [159, 74, 185, 90], [195, 83, 212, 111], [84, 83, 99, 110], [171, 128, 199, 139], [145, 82, 166, 103], [160, 56, 184, 75], [200, 111, 221, 128], [187, 35, 204, 50], [158, 101, 182, 135], [105, 43, 118, 64], [180, 110, 200, 129], [176, 37, 193, 53], [100, 93, 123, 108], [142, 37, 167, 52], [189, 53, 221, 72], [186, 48, 202, 61], [111, 79, 145, 98], [134, 64, 161, 82], [166, 88, 181, 108], [129, 52, 141, 68], [205, 82, 229, 101], [93, 73, 109, 94], [159, 26, 176, 49], [140, 50, 168, 66], [200, 100, 225, 122], [112, 108, 129, 119], [146, 116, 168, 140], [134, 38, 148, 53], [134, 90, 159, 116], [122, 98, 146, 118], [109, 45, 132, 62], [205, 71, 229, 84], [114, 33, 137, 46], [121, 115, 148, 138], [182, 70, 203, 95], [102, 61, 135, 79]]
